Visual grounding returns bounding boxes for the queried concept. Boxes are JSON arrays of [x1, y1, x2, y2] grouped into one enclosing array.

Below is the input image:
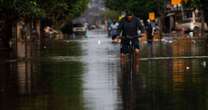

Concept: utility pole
[[156, 0, 163, 37]]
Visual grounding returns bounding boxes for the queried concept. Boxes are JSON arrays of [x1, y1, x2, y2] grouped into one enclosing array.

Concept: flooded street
[[1, 29, 208, 110]]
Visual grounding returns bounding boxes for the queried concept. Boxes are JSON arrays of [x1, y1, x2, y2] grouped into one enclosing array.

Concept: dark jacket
[[118, 16, 144, 38], [146, 22, 153, 35]]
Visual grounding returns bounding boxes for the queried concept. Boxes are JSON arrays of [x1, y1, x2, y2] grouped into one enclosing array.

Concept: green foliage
[[39, 0, 89, 20], [191, 0, 201, 8], [0, 0, 89, 21], [105, 0, 159, 19], [183, 0, 201, 9], [0, 0, 44, 17], [200, 0, 208, 23], [69, 0, 89, 18], [41, 0, 89, 28], [17, 1, 44, 17], [102, 10, 120, 19]]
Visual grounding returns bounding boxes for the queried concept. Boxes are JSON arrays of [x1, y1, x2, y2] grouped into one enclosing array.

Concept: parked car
[[73, 23, 87, 35], [174, 9, 208, 32]]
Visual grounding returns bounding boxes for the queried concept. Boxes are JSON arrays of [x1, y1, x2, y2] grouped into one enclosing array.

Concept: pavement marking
[[140, 56, 208, 61], [3, 56, 208, 63]]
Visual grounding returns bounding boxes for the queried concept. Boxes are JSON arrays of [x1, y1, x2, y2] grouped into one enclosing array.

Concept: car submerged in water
[[165, 8, 208, 34], [170, 9, 208, 32], [72, 23, 87, 35], [175, 9, 208, 33]]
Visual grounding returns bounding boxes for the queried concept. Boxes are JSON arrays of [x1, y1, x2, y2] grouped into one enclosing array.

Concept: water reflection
[[1, 31, 208, 110], [120, 35, 208, 109], [121, 57, 208, 109], [38, 61, 85, 110], [82, 30, 122, 110], [17, 61, 32, 94], [0, 39, 85, 110], [141, 37, 208, 58]]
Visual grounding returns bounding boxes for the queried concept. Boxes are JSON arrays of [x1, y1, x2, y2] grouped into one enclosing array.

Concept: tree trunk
[[0, 19, 13, 49], [201, 10, 205, 37]]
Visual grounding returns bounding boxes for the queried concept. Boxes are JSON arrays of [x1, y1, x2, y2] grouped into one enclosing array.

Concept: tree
[[39, 0, 88, 27], [200, 0, 208, 24], [0, 0, 42, 48], [0, 0, 89, 48], [105, 0, 159, 19]]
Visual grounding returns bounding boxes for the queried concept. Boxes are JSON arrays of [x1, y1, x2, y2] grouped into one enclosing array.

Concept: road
[[1, 29, 208, 110]]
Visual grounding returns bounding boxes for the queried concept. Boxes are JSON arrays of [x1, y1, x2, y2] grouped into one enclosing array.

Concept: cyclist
[[118, 12, 145, 58]]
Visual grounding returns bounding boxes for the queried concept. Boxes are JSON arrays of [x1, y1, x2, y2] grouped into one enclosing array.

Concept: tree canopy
[[199, 0, 208, 23], [105, 0, 208, 20], [105, 0, 159, 19], [0, 0, 89, 23]]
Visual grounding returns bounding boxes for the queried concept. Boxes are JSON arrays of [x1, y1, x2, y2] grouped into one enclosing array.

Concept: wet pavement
[[1, 29, 208, 110]]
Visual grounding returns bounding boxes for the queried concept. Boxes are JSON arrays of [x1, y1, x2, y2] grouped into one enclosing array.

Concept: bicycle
[[120, 37, 136, 109], [120, 36, 142, 109], [129, 39, 135, 80], [125, 36, 139, 79]]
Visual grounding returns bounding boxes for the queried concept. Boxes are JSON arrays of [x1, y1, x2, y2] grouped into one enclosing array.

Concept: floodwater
[[1, 29, 208, 110]]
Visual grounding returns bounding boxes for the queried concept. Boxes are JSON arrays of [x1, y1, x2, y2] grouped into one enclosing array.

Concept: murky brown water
[[1, 30, 208, 110]]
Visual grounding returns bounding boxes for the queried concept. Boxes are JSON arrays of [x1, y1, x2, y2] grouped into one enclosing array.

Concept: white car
[[175, 9, 208, 32], [175, 19, 208, 32], [73, 23, 87, 35]]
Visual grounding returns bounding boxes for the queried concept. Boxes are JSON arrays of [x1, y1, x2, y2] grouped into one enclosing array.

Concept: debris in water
[[202, 61, 207, 68], [186, 66, 190, 70], [98, 40, 101, 45]]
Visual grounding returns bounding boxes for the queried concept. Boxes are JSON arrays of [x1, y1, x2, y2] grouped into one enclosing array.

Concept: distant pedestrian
[[110, 20, 119, 42], [146, 19, 154, 46], [107, 19, 113, 37]]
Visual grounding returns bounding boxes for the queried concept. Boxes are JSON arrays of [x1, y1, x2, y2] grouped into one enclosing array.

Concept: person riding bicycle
[[118, 12, 145, 58]]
